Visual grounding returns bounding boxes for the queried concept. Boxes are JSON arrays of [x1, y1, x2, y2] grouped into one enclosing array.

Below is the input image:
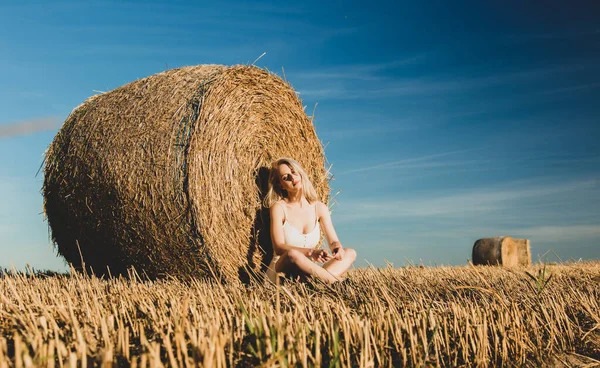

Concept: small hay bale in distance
[[43, 65, 329, 281], [472, 236, 532, 266]]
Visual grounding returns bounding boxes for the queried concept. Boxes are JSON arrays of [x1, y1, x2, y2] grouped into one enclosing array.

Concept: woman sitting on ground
[[264, 158, 357, 284]]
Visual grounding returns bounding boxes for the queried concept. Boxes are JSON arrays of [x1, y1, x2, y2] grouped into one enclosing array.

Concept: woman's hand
[[308, 249, 332, 263], [331, 246, 345, 261]]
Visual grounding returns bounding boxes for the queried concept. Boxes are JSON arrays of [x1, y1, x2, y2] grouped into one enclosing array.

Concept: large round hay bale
[[43, 65, 329, 282]]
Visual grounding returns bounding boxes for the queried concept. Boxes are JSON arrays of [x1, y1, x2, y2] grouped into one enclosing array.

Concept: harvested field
[[1, 262, 599, 367]]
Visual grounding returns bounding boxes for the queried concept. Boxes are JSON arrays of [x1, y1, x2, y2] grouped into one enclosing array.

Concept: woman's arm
[[317, 202, 345, 259]]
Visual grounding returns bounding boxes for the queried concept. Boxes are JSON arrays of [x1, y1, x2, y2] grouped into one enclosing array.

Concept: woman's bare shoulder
[[269, 200, 285, 214], [315, 201, 329, 215], [274, 199, 287, 208]]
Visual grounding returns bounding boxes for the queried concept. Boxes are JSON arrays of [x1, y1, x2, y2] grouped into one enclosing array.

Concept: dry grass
[[1, 262, 599, 367]]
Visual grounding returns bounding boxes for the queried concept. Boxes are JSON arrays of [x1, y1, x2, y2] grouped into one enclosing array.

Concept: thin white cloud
[[541, 82, 600, 95], [292, 54, 429, 81], [317, 120, 419, 139], [381, 63, 586, 95], [335, 178, 599, 222], [505, 29, 600, 43], [0, 224, 16, 235], [509, 224, 600, 243], [316, 108, 486, 140], [297, 88, 360, 99], [297, 62, 589, 100], [340, 149, 478, 174], [0, 117, 60, 139]]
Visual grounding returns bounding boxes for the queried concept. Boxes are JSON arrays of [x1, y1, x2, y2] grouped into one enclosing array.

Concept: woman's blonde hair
[[263, 158, 318, 208]]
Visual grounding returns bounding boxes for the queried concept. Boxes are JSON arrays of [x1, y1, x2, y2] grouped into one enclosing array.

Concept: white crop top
[[266, 202, 321, 282], [282, 204, 321, 248]]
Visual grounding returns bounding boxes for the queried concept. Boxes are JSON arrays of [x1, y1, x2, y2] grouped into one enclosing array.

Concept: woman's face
[[277, 163, 302, 193]]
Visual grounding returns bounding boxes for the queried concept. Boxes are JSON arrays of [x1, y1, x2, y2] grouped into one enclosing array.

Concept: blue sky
[[1, 1, 599, 271]]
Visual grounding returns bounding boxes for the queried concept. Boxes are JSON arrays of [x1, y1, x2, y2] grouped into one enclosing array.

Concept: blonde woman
[[264, 158, 357, 284]]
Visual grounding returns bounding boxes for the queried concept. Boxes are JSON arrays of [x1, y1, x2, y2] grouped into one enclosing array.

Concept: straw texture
[[43, 65, 329, 282]]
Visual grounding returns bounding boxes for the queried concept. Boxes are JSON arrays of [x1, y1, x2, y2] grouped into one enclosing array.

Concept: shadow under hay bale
[[43, 65, 329, 282], [239, 166, 273, 284], [472, 236, 532, 266]]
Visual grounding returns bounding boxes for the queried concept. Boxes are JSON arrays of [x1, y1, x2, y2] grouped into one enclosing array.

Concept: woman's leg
[[323, 248, 357, 278], [275, 249, 339, 284]]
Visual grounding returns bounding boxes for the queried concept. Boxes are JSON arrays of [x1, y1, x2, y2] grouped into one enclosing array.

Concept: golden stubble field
[[0, 262, 599, 367]]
